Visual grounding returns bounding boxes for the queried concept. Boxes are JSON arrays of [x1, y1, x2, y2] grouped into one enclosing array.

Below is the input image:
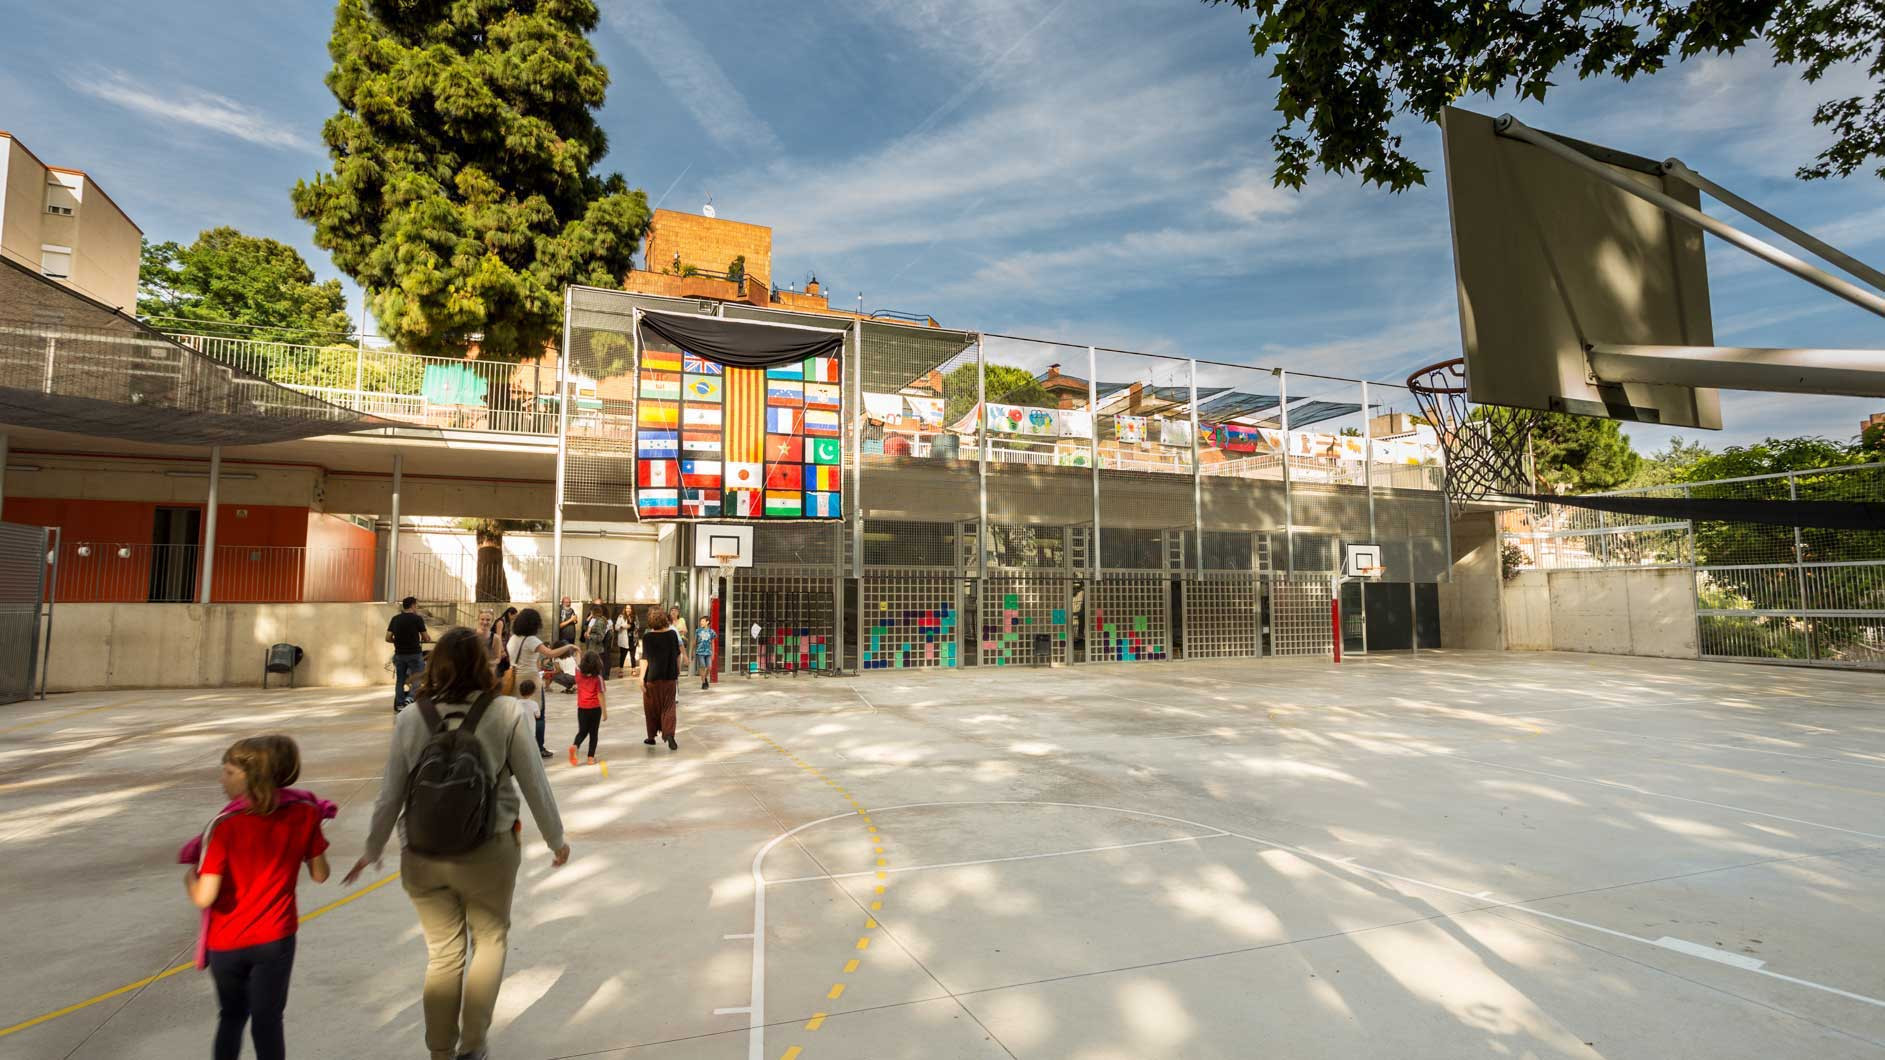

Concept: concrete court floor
[[0, 651, 1882, 1060]]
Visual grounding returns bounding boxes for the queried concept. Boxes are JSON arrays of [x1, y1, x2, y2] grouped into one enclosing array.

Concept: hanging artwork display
[[1115, 415, 1146, 444], [633, 311, 845, 521], [1159, 417, 1191, 448], [985, 403, 1060, 436]]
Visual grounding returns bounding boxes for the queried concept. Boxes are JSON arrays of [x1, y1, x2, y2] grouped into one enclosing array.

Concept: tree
[[292, 0, 651, 360], [1628, 436, 1713, 488], [1489, 411, 1640, 492], [455, 518, 550, 603], [1213, 0, 1885, 191], [137, 229, 351, 343], [941, 363, 1054, 426]]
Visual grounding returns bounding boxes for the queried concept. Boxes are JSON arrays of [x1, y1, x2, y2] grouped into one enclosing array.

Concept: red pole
[[1331, 593, 1342, 664], [710, 592, 722, 683]]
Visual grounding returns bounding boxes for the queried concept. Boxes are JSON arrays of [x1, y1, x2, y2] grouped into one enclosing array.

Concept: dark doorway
[[1415, 583, 1442, 648], [1339, 581, 1366, 656], [1362, 581, 1414, 651], [149, 506, 201, 603]]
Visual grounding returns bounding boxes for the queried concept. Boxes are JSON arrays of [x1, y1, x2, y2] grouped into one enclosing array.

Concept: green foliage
[[1500, 541, 1529, 581], [1212, 0, 1885, 191], [138, 229, 351, 343], [263, 343, 426, 395], [941, 362, 1054, 426], [1527, 412, 1641, 492], [1678, 435, 1868, 482], [292, 0, 650, 360], [726, 255, 746, 285], [1628, 436, 1712, 488]]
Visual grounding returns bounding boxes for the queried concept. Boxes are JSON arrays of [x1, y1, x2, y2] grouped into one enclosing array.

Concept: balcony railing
[[163, 332, 565, 435]]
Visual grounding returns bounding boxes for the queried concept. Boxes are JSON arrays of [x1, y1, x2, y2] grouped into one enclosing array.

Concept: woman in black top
[[637, 610, 682, 751]]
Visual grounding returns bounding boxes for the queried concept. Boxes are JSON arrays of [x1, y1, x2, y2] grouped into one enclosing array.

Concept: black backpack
[[404, 692, 502, 856]]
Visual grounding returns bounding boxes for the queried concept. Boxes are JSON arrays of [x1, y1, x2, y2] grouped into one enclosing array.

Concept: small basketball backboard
[[1440, 106, 1722, 429], [1342, 543, 1383, 578], [692, 524, 755, 568]]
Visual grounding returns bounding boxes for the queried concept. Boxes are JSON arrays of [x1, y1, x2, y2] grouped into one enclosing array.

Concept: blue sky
[[3, 0, 1881, 449]]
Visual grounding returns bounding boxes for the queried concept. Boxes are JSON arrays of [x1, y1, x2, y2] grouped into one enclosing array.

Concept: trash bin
[[1033, 632, 1053, 665], [264, 643, 304, 689]]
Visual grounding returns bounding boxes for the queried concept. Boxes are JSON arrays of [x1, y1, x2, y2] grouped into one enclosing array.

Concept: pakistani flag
[[810, 437, 841, 465]]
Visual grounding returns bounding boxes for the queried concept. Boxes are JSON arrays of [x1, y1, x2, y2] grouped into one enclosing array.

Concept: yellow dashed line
[[866, 918, 877, 929], [855, 936, 871, 951], [844, 959, 859, 973], [804, 1013, 827, 1031], [827, 983, 846, 1000], [869, 901, 882, 912], [783, 1047, 804, 1059]]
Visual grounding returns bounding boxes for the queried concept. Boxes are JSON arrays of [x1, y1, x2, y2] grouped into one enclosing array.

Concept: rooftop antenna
[[702, 193, 715, 219]]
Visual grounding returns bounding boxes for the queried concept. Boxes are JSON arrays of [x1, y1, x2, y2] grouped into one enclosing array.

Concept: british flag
[[683, 353, 723, 375]]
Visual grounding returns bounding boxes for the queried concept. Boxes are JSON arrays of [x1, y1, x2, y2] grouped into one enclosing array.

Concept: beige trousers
[[401, 830, 522, 1060]]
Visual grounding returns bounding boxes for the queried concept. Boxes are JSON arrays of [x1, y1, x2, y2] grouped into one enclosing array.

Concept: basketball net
[[1406, 358, 1541, 516]]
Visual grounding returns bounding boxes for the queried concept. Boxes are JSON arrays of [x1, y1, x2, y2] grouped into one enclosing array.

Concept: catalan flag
[[725, 368, 765, 464]]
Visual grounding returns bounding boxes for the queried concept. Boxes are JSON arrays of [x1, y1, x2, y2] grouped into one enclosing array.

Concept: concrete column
[[199, 447, 221, 604], [386, 452, 403, 602], [552, 298, 573, 602], [1279, 370, 1293, 576]]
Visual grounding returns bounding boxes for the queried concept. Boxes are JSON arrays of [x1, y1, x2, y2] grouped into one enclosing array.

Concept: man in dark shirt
[[385, 596, 430, 712], [637, 613, 683, 751]]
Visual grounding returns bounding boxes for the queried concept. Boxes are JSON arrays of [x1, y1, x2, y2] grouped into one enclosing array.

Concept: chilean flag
[[681, 459, 722, 488]]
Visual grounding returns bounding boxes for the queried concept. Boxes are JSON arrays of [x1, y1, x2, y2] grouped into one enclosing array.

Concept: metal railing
[[53, 542, 378, 603]]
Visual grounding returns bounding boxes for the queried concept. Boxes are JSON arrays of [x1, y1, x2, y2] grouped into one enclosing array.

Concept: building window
[[46, 204, 73, 216], [40, 247, 72, 280]]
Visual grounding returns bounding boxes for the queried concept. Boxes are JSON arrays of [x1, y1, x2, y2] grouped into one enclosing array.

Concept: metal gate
[[727, 567, 838, 673], [1090, 575, 1171, 662], [860, 570, 961, 669], [1182, 574, 1262, 659], [0, 523, 48, 702], [979, 574, 1075, 667], [1269, 576, 1334, 657]]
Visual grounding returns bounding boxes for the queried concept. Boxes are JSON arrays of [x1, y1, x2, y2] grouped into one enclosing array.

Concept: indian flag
[[765, 491, 802, 517]]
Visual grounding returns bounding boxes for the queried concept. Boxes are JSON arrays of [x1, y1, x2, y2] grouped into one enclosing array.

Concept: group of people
[[186, 602, 725, 1058]]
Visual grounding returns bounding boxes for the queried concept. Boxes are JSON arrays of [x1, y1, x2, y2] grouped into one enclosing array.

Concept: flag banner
[[638, 431, 679, 458], [766, 434, 805, 463], [766, 407, 804, 435], [634, 317, 841, 519], [636, 489, 679, 516], [1115, 415, 1146, 444], [908, 397, 944, 427], [1160, 417, 1191, 448], [765, 463, 803, 491], [1057, 410, 1093, 438], [681, 488, 722, 517], [637, 401, 679, 428], [681, 459, 722, 487], [639, 371, 681, 401], [638, 459, 679, 489], [726, 462, 764, 490], [804, 408, 840, 436], [681, 431, 722, 454], [985, 403, 1057, 435]]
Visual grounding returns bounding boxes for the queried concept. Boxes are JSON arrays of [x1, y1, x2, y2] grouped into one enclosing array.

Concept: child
[[693, 616, 718, 691], [570, 650, 608, 765], [179, 736, 332, 1060]]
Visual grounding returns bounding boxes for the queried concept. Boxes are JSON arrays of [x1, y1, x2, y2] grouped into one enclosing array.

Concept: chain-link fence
[[1505, 463, 1885, 669]]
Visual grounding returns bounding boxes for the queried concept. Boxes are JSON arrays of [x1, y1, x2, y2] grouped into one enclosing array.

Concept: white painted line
[[746, 807, 860, 1060], [766, 832, 1227, 886], [1450, 755, 1885, 842], [1656, 937, 1768, 971], [723, 933, 753, 940], [713, 1006, 752, 1015], [1472, 890, 1494, 899]]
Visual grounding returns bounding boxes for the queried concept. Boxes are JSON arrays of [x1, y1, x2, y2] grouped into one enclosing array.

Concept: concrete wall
[[1502, 567, 1697, 659], [1438, 511, 1504, 649], [47, 602, 398, 690]]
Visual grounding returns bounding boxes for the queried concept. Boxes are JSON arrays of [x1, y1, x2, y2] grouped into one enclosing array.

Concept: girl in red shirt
[[184, 736, 331, 1060], [569, 650, 609, 765]]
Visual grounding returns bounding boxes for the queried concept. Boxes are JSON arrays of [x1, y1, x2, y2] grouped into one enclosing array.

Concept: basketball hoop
[[1406, 357, 1541, 516], [712, 548, 739, 582]]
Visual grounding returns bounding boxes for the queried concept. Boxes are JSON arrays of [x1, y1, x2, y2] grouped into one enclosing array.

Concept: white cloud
[[69, 71, 308, 150], [602, 1, 782, 157], [1215, 168, 1305, 222]]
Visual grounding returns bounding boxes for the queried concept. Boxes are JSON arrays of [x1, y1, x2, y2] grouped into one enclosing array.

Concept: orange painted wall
[[303, 513, 377, 601]]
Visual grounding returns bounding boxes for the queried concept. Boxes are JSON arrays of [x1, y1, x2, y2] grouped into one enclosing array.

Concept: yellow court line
[[782, 1047, 804, 1059], [0, 872, 404, 1039], [843, 959, 859, 974], [827, 983, 846, 1000], [804, 1012, 827, 1031]]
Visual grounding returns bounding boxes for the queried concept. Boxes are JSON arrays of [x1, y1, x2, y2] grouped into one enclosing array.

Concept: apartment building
[[0, 130, 141, 311]]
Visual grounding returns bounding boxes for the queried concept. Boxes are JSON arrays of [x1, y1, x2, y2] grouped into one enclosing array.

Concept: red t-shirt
[[200, 803, 329, 951], [575, 672, 603, 708]]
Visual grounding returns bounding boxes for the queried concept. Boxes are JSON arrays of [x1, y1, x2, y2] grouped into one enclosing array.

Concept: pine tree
[[292, 0, 649, 358]]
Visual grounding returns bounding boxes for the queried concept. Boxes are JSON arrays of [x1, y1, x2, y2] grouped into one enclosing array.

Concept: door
[[149, 506, 201, 603], [1339, 580, 1367, 656]]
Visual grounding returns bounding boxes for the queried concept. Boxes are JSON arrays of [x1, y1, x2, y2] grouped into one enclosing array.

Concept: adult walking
[[556, 596, 577, 647], [507, 608, 577, 759], [582, 598, 612, 670], [345, 628, 569, 1060], [386, 596, 430, 713], [637, 610, 682, 750], [475, 609, 506, 678], [612, 604, 637, 676]]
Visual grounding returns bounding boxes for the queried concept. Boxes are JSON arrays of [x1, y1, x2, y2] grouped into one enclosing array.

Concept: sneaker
[[568, 746, 578, 767], [538, 747, 553, 759], [667, 737, 679, 751], [586, 756, 597, 766]]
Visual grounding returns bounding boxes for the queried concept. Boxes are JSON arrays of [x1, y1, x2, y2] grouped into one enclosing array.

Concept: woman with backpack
[[345, 627, 569, 1060]]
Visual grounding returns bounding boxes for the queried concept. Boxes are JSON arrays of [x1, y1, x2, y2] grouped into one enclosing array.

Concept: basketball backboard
[[692, 524, 755, 568], [1440, 106, 1722, 429], [1342, 543, 1383, 578]]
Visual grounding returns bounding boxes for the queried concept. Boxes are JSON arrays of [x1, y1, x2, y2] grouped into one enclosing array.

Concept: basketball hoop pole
[[1331, 573, 1344, 664]]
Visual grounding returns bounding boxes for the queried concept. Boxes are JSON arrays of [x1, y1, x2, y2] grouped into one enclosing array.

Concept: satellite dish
[[703, 194, 716, 218]]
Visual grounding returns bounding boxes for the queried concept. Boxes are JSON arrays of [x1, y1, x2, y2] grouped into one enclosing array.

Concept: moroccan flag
[[765, 463, 802, 490], [803, 408, 840, 436], [728, 489, 762, 517], [809, 437, 841, 465], [765, 491, 802, 517], [806, 464, 841, 491], [725, 462, 764, 491], [766, 434, 803, 463], [681, 459, 722, 488], [636, 489, 679, 517], [804, 356, 839, 383], [641, 349, 682, 372], [803, 382, 841, 409], [638, 459, 678, 489], [804, 491, 841, 517], [725, 368, 764, 463]]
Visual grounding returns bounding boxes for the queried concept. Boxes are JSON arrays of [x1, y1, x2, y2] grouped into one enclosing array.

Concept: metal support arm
[[1587, 345, 1885, 398]]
